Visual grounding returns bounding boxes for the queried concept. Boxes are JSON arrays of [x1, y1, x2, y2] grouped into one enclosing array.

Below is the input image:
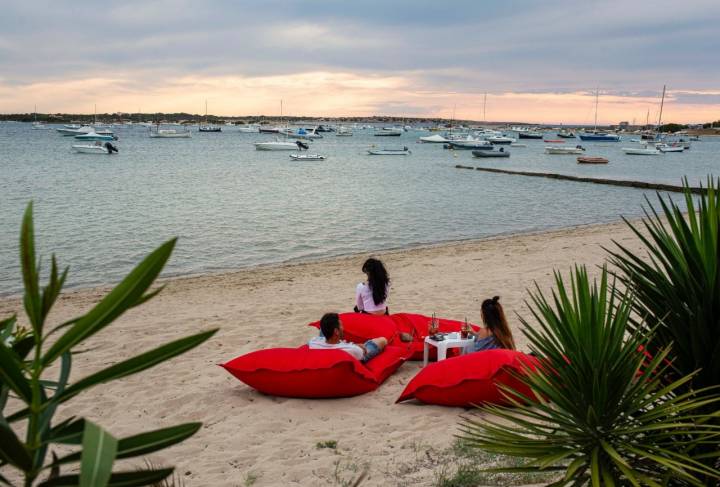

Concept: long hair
[[481, 296, 515, 350], [362, 258, 390, 306]]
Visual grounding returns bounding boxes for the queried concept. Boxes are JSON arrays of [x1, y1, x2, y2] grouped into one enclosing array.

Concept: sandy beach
[[0, 219, 646, 486]]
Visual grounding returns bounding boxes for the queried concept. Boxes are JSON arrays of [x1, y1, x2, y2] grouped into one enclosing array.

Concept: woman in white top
[[354, 258, 390, 315]]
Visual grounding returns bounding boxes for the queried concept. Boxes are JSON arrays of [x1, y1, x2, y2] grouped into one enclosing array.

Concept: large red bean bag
[[308, 313, 399, 344], [396, 349, 540, 407], [221, 345, 408, 398]]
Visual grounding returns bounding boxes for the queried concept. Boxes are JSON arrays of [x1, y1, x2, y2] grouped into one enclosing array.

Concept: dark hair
[[362, 258, 390, 306], [319, 312, 340, 340], [481, 296, 516, 350]]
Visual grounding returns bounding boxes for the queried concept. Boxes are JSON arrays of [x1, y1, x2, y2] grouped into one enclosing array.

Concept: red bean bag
[[308, 312, 399, 344], [221, 345, 408, 398], [396, 349, 540, 407]]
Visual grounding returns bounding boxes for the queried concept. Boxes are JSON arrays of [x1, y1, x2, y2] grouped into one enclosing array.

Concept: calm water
[[1, 122, 718, 295]]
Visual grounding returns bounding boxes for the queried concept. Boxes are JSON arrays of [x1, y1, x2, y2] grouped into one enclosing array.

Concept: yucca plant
[[608, 178, 720, 395], [0, 203, 218, 486], [459, 266, 720, 486]]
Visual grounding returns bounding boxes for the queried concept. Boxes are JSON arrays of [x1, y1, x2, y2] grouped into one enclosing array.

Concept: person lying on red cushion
[[309, 312, 388, 362]]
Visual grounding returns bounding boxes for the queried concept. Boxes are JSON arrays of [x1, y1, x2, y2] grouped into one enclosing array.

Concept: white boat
[[657, 144, 684, 153], [445, 139, 493, 150], [486, 136, 515, 145], [336, 126, 353, 136], [419, 134, 448, 143], [72, 142, 118, 154], [237, 124, 260, 133], [57, 125, 94, 136], [374, 127, 402, 136], [290, 154, 326, 161], [367, 146, 411, 155], [149, 128, 191, 138], [510, 143, 527, 147], [545, 146, 585, 155], [254, 139, 304, 151], [623, 145, 660, 155]]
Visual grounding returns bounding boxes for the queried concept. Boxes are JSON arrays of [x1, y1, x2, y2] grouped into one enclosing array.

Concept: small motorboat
[[74, 132, 116, 141], [336, 126, 353, 136], [518, 132, 543, 139], [557, 131, 576, 138], [367, 146, 411, 155], [199, 125, 222, 132], [419, 134, 448, 143], [657, 144, 684, 153], [149, 128, 191, 138], [577, 156, 608, 164], [486, 136, 515, 145], [254, 139, 306, 151], [237, 124, 260, 133], [472, 148, 510, 158], [57, 125, 94, 136], [290, 154, 326, 161], [374, 127, 403, 136], [444, 140, 493, 150], [545, 145, 585, 155], [72, 142, 118, 154], [543, 139, 565, 143], [623, 146, 660, 155]]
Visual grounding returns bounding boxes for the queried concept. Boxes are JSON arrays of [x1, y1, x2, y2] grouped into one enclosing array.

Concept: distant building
[[618, 121, 629, 128]]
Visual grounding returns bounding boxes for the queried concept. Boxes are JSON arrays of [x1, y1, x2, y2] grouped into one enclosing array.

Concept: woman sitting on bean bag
[[469, 296, 516, 351]]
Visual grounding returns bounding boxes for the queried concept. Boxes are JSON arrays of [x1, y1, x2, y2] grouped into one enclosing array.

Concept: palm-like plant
[[0, 203, 218, 486], [608, 178, 720, 395], [459, 266, 720, 486]]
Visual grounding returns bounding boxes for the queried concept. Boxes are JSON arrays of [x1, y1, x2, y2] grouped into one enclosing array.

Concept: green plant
[[459, 266, 720, 486], [0, 203, 218, 486], [609, 179, 720, 395], [316, 440, 338, 450]]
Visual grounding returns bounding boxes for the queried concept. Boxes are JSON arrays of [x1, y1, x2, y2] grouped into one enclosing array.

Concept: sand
[[0, 219, 646, 486]]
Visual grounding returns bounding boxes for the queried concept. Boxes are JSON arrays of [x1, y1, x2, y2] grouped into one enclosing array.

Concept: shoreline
[[0, 215, 634, 300]]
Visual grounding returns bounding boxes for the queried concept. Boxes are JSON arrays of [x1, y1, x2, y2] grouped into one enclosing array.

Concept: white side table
[[423, 333, 475, 367]]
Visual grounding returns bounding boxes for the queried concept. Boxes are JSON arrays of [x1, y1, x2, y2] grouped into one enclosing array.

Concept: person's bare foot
[[399, 332, 413, 342]]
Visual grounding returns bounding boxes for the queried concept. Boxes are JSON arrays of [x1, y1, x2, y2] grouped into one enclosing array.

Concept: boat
[[259, 126, 281, 133], [289, 154, 326, 161], [367, 146, 411, 155], [545, 146, 585, 155], [375, 127, 402, 136], [255, 139, 306, 151], [237, 124, 260, 133], [577, 156, 608, 164], [557, 131, 575, 138], [336, 126, 353, 136], [578, 131, 621, 141], [518, 132, 543, 139], [510, 143, 527, 147], [622, 145, 660, 155], [280, 127, 323, 139], [199, 100, 222, 132], [444, 140, 493, 150], [486, 136, 515, 145], [56, 125, 94, 136], [72, 141, 118, 154], [315, 125, 335, 133], [657, 144, 684, 153], [74, 132, 116, 141], [578, 88, 621, 141], [149, 125, 191, 138], [419, 134, 448, 143], [472, 148, 510, 158], [543, 139, 565, 143]]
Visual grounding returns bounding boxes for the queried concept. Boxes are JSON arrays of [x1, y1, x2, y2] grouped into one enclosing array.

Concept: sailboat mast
[[594, 88, 599, 130], [483, 93, 487, 123], [657, 85, 666, 129]]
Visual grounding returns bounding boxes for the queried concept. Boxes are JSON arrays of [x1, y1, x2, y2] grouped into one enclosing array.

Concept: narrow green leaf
[[38, 468, 174, 487], [80, 421, 117, 487], [43, 239, 177, 366], [20, 201, 42, 333], [0, 342, 32, 402]]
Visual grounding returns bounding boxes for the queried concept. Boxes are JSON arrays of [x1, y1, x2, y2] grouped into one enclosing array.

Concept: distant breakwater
[[455, 165, 705, 194]]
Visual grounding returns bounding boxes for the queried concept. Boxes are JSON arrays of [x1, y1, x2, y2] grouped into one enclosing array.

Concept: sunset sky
[[2, 0, 719, 124]]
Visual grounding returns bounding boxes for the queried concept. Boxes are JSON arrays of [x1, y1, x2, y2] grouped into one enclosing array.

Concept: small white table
[[423, 333, 475, 367]]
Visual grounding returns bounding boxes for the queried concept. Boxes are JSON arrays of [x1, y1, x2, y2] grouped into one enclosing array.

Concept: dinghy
[[472, 149, 510, 158], [367, 146, 411, 155], [577, 156, 608, 164], [545, 146, 585, 155], [289, 154, 326, 161]]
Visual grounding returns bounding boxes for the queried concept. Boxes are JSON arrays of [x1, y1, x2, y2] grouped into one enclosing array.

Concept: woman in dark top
[[471, 296, 516, 351]]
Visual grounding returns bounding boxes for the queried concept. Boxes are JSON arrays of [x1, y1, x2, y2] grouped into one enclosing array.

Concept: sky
[[1, 0, 719, 124]]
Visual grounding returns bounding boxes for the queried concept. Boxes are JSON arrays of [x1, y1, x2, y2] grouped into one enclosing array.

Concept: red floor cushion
[[396, 349, 540, 407], [308, 312, 398, 344], [222, 345, 408, 398]]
